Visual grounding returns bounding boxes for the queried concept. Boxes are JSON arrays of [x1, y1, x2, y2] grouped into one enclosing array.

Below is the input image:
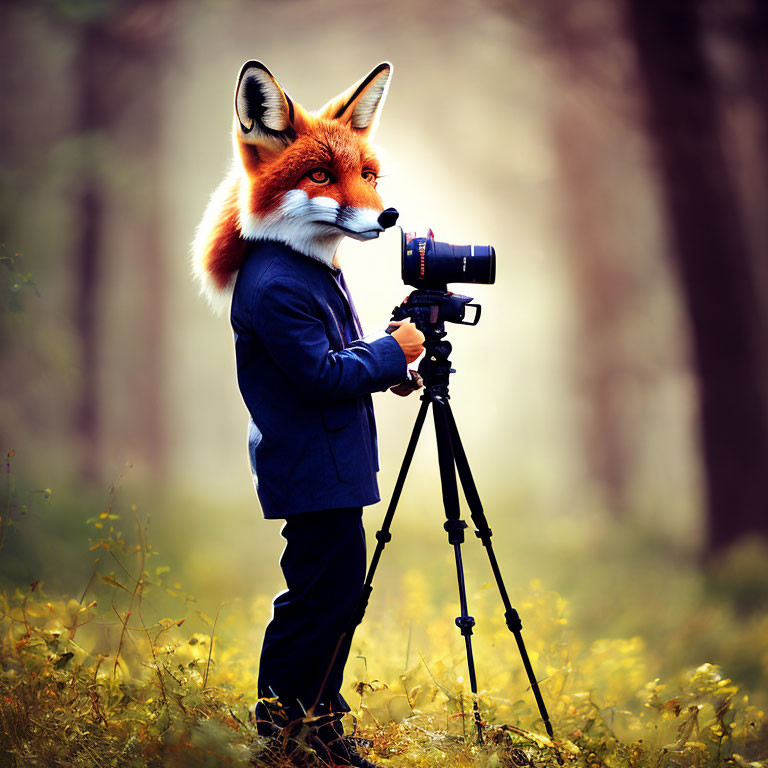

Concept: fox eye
[[362, 170, 378, 187], [307, 168, 333, 185]]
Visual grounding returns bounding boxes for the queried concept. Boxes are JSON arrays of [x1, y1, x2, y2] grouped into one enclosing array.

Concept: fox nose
[[378, 208, 399, 229]]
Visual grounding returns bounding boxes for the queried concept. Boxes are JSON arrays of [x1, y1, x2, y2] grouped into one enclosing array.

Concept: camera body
[[391, 288, 482, 328]]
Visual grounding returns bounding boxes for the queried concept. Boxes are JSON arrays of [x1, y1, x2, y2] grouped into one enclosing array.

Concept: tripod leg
[[432, 397, 484, 744], [443, 401, 555, 740], [362, 394, 431, 616], [309, 395, 431, 717]]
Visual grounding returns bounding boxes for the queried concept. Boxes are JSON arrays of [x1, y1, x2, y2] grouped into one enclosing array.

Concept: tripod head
[[391, 287, 482, 334], [390, 288, 482, 392]]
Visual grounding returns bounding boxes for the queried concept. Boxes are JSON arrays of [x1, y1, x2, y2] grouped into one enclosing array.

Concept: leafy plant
[[0, 470, 766, 767], [0, 243, 39, 313]]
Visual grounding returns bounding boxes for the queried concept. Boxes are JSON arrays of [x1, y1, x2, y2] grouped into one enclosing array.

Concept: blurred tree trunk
[[547, 2, 632, 517], [72, 2, 174, 484], [740, 0, 768, 337], [73, 26, 104, 485], [625, 0, 768, 555], [701, 0, 768, 349]]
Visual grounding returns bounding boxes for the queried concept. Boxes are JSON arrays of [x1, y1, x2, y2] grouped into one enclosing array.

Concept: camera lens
[[431, 242, 495, 286], [402, 234, 496, 288]]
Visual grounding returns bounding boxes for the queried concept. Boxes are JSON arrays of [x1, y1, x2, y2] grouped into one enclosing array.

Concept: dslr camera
[[392, 228, 496, 331]]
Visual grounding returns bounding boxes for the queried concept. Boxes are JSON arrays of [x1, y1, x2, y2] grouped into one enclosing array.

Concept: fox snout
[[333, 203, 398, 240], [338, 205, 400, 239]]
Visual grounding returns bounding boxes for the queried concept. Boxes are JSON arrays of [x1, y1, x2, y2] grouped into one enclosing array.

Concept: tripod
[[311, 307, 554, 745]]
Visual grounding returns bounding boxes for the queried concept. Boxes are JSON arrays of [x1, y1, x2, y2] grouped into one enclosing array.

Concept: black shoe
[[251, 698, 290, 737], [250, 700, 319, 767], [337, 736, 383, 768], [307, 718, 383, 768]]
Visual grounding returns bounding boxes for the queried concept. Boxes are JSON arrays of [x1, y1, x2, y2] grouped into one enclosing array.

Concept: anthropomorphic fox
[[191, 61, 424, 768]]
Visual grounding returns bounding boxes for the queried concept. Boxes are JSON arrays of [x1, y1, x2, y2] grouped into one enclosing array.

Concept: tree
[[70, 0, 176, 482], [624, 0, 768, 555], [545, 0, 636, 516]]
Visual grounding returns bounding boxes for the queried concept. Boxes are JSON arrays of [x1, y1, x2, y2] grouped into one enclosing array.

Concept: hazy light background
[[165, 0, 693, 514], [3, 0, 743, 696]]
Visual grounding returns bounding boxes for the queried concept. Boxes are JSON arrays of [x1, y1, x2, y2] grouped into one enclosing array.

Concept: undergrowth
[[1, 453, 767, 767]]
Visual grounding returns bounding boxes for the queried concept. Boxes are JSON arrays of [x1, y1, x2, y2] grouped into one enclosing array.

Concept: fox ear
[[235, 61, 296, 153], [320, 62, 392, 136]]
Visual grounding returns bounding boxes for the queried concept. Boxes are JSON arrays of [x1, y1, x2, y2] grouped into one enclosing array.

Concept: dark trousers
[[257, 507, 366, 724]]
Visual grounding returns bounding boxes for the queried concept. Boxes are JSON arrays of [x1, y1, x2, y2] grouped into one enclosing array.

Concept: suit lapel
[[325, 269, 363, 342], [338, 272, 364, 340]]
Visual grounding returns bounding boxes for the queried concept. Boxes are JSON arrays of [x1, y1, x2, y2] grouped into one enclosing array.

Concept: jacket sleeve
[[252, 273, 407, 403]]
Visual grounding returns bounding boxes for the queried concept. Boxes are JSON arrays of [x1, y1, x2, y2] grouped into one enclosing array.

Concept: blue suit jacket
[[230, 240, 407, 518]]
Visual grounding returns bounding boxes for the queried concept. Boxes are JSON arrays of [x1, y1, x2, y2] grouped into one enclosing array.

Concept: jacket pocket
[[321, 401, 356, 431], [321, 402, 358, 483]]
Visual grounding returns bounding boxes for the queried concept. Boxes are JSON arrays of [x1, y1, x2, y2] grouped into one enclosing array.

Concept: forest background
[[1, 1, 768, 766]]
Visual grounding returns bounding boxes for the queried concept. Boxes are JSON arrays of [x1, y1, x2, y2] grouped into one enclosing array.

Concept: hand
[[389, 320, 425, 364], [390, 370, 424, 397]]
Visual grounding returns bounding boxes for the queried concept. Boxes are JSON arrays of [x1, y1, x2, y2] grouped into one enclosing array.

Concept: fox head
[[192, 60, 398, 313]]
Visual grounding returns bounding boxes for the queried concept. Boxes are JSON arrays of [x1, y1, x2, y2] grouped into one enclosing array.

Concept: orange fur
[[248, 120, 382, 217], [201, 179, 250, 292]]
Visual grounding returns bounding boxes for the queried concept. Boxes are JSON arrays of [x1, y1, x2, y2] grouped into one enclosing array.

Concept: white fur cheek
[[305, 195, 340, 224], [239, 185, 308, 239], [279, 188, 310, 217], [343, 207, 382, 230], [238, 188, 345, 267], [257, 189, 340, 225], [335, 206, 384, 240]]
